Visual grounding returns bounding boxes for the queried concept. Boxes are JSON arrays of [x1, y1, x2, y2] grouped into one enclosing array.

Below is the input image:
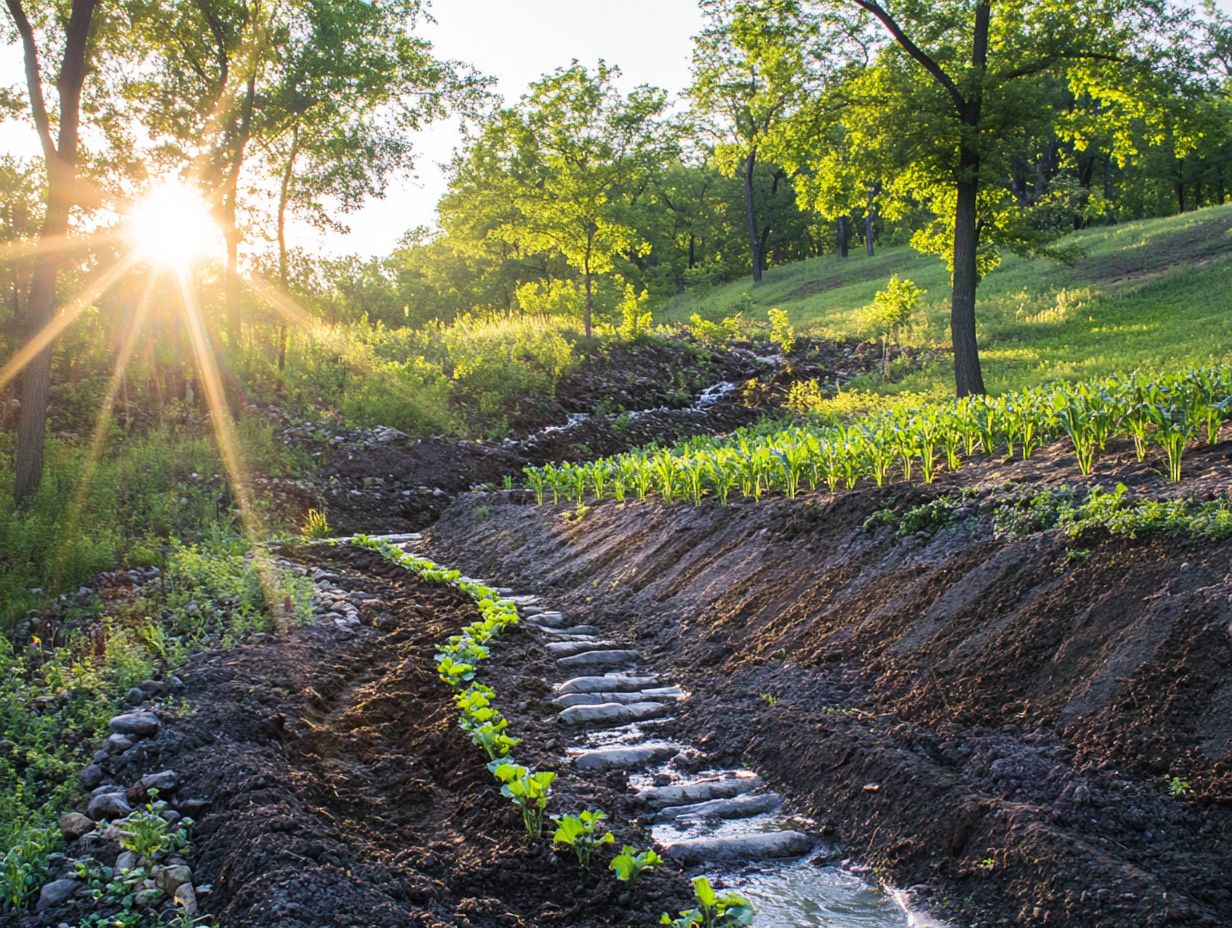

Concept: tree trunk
[[837, 215, 849, 258], [948, 0, 990, 398], [10, 0, 98, 504], [276, 127, 300, 372], [865, 184, 879, 257], [583, 270, 593, 337], [223, 73, 257, 340], [742, 150, 762, 284]]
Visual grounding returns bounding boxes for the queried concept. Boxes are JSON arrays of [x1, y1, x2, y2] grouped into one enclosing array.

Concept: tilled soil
[[75, 547, 692, 928], [427, 435, 1232, 928]]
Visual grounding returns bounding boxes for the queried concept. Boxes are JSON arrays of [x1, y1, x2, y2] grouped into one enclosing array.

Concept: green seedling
[[661, 877, 755, 927], [551, 809, 614, 870], [491, 762, 555, 838], [610, 845, 663, 887]]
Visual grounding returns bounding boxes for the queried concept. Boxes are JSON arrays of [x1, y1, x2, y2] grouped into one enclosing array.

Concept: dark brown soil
[[41, 546, 692, 928], [427, 434, 1232, 928]]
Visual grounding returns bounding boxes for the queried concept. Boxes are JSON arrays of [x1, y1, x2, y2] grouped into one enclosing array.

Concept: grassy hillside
[[663, 205, 1232, 397]]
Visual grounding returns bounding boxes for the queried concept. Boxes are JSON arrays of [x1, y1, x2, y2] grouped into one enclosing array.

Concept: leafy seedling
[[551, 810, 614, 870], [610, 845, 663, 887], [492, 762, 555, 839]]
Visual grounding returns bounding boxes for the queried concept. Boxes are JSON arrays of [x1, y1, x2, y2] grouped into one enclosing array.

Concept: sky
[[1, 0, 703, 258]]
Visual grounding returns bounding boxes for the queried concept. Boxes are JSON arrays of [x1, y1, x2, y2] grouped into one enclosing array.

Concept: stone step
[[559, 701, 670, 727], [554, 687, 682, 709], [545, 638, 614, 656], [527, 611, 567, 628], [635, 775, 762, 809], [557, 674, 659, 695], [557, 649, 639, 671], [520, 604, 544, 616], [659, 830, 815, 864], [572, 742, 683, 772], [656, 791, 782, 822], [538, 624, 603, 638], [508, 595, 540, 606]]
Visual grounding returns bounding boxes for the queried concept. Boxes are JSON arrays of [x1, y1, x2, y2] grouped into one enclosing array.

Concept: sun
[[128, 181, 219, 268]]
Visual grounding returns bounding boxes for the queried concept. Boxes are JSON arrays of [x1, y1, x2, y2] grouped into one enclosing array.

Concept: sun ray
[[243, 272, 320, 332], [49, 274, 158, 590], [0, 250, 141, 393], [173, 266, 288, 631], [0, 228, 120, 264]]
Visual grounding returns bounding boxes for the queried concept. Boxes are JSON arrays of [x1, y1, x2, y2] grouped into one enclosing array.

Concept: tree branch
[[851, 0, 966, 112], [4, 0, 58, 162], [995, 50, 1124, 84]]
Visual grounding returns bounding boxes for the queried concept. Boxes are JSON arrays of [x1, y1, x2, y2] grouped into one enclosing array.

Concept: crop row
[[349, 538, 746, 925], [525, 365, 1232, 506]]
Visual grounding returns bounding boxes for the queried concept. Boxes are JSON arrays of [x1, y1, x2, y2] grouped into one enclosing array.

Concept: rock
[[108, 712, 160, 737], [527, 611, 567, 628], [124, 687, 144, 705], [86, 791, 132, 821], [636, 775, 762, 809], [177, 798, 210, 816], [559, 701, 670, 726], [556, 649, 640, 670], [573, 742, 683, 772], [58, 812, 94, 842], [545, 638, 612, 656], [174, 882, 199, 916], [554, 687, 682, 709], [154, 864, 193, 894], [539, 624, 603, 637], [656, 791, 782, 822], [140, 770, 179, 793], [557, 674, 659, 695], [104, 733, 134, 755], [36, 879, 80, 909], [78, 764, 104, 790], [660, 830, 816, 864], [115, 851, 139, 872]]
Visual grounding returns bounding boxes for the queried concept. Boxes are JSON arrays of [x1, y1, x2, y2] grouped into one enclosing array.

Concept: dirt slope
[[427, 438, 1232, 927]]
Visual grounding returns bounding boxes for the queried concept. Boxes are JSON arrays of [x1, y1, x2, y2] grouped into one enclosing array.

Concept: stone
[[108, 712, 160, 737], [78, 764, 104, 790], [656, 791, 782, 822], [572, 742, 683, 772], [115, 851, 140, 872], [154, 864, 193, 895], [559, 701, 670, 726], [545, 639, 612, 656], [660, 830, 816, 864], [104, 733, 134, 755], [86, 791, 131, 821], [526, 611, 566, 628], [36, 879, 80, 910], [556, 649, 639, 670], [554, 688, 682, 709], [174, 882, 199, 917], [636, 775, 762, 809], [557, 674, 659, 695], [140, 770, 179, 793], [124, 687, 144, 705], [58, 812, 94, 842], [539, 624, 603, 637]]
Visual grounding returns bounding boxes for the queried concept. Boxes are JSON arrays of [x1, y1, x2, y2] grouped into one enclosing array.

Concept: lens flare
[[128, 181, 218, 268]]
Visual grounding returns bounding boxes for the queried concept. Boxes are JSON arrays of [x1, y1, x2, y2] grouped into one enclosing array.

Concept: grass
[[663, 206, 1232, 397]]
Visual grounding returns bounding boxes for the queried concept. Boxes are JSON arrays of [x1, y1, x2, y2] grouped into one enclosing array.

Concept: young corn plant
[[610, 845, 663, 888], [551, 810, 614, 870]]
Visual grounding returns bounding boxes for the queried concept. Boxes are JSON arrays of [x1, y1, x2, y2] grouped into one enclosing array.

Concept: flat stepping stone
[[660, 830, 815, 864], [539, 625, 603, 638], [657, 791, 782, 822], [545, 639, 613, 656], [527, 611, 567, 628], [554, 687, 682, 709], [573, 742, 683, 772], [557, 649, 639, 670], [508, 595, 540, 606], [557, 674, 659, 695], [636, 775, 762, 809], [559, 701, 670, 727], [520, 604, 544, 616]]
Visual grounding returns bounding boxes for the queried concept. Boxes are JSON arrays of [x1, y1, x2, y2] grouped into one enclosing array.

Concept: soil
[[276, 335, 883, 533], [426, 433, 1232, 928], [22, 545, 693, 928]]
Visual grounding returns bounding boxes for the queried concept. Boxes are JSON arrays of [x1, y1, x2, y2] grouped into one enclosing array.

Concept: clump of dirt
[[426, 434, 1232, 928], [40, 546, 692, 928]]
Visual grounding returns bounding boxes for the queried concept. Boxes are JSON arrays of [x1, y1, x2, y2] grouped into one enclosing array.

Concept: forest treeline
[[1, 0, 1231, 498]]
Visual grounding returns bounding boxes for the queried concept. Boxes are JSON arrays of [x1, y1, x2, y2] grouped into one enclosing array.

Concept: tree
[[3, 0, 103, 502], [689, 0, 822, 285], [487, 61, 674, 335], [861, 274, 923, 376], [793, 0, 1184, 396]]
